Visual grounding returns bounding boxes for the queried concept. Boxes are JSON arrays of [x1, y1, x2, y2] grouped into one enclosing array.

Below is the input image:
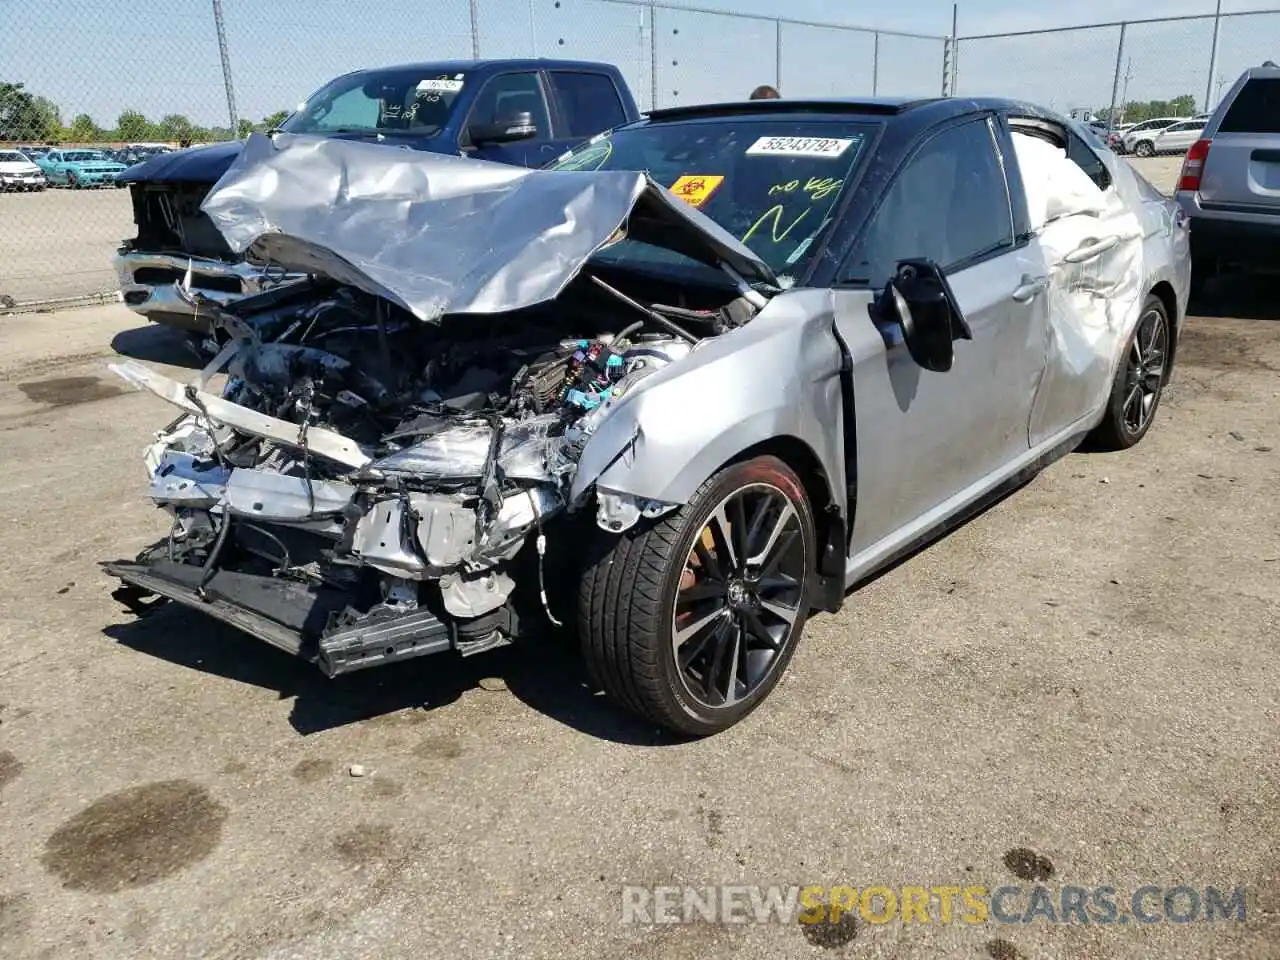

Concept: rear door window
[[1065, 129, 1112, 191], [1219, 78, 1280, 133], [547, 72, 627, 138]]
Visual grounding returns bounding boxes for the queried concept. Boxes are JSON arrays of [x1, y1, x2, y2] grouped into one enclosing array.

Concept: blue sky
[[8, 0, 1279, 127]]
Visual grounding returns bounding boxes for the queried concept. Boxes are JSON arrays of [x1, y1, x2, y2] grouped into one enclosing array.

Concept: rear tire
[[578, 455, 815, 736], [66, 171, 79, 189], [1088, 294, 1170, 451]]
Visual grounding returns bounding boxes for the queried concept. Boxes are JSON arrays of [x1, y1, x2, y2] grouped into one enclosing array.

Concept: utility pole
[[529, 0, 538, 56], [211, 0, 239, 134], [1118, 57, 1133, 126], [1204, 0, 1223, 114]]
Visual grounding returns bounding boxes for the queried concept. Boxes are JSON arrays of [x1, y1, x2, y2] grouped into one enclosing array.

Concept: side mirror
[[875, 259, 971, 373], [469, 111, 538, 145]]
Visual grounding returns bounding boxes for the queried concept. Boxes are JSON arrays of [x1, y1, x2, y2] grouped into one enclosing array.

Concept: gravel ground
[[0, 268, 1277, 958], [0, 156, 1188, 306]]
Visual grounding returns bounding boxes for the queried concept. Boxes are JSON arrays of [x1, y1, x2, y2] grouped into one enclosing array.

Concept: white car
[[1132, 118, 1207, 157], [0, 149, 47, 192], [1120, 117, 1184, 155]]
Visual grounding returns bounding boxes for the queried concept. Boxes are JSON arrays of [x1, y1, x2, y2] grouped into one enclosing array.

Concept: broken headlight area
[[105, 275, 749, 674]]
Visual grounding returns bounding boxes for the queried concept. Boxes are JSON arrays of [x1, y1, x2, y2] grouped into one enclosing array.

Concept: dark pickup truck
[[116, 58, 640, 335]]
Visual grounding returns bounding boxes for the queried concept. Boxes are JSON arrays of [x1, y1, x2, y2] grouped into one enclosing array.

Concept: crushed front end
[[104, 131, 778, 675], [104, 278, 741, 674]]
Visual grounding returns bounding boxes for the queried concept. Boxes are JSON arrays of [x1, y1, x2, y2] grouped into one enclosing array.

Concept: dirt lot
[[1, 267, 1277, 956], [0, 187, 134, 304], [0, 157, 1186, 306]]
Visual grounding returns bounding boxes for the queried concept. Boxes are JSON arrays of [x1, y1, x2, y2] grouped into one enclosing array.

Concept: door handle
[[1011, 275, 1048, 302], [1064, 236, 1119, 263]]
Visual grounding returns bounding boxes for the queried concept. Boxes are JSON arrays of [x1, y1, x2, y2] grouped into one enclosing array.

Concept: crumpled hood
[[199, 132, 778, 322]]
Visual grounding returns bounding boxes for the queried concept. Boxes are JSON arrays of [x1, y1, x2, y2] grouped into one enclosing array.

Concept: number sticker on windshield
[[745, 136, 855, 158], [417, 78, 465, 93], [668, 175, 725, 208]]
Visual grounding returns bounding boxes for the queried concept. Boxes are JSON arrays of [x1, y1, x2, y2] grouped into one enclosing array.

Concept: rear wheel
[[578, 455, 815, 736], [1089, 294, 1170, 451], [66, 170, 80, 189]]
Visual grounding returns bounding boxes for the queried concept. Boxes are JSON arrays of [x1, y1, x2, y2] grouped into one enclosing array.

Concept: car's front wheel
[[1133, 140, 1155, 158], [578, 455, 815, 736], [1089, 294, 1170, 450]]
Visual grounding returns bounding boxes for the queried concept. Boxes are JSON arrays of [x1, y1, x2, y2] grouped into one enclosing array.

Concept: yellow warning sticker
[[669, 175, 725, 208]]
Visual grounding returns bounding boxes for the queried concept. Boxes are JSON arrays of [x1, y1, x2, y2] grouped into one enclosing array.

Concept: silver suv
[[1176, 63, 1280, 293]]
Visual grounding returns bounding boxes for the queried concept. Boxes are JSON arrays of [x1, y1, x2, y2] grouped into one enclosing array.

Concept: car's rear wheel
[[66, 171, 79, 189], [578, 455, 815, 736], [1089, 294, 1170, 451], [1133, 140, 1155, 158]]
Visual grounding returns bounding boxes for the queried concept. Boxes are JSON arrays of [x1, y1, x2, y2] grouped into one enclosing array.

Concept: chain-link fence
[[1, 0, 951, 308], [954, 10, 1280, 124], [5, 1, 1279, 309]]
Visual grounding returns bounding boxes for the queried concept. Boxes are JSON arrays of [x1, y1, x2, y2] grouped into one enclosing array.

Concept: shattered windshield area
[[283, 68, 469, 137], [548, 120, 872, 282]]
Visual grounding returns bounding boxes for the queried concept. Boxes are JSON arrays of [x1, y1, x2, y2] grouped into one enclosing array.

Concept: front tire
[[578, 455, 815, 736], [1089, 294, 1170, 451], [1134, 140, 1155, 158]]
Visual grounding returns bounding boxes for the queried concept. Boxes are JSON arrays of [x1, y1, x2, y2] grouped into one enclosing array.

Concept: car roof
[[1238, 62, 1280, 79], [340, 58, 622, 76], [643, 96, 1056, 124]]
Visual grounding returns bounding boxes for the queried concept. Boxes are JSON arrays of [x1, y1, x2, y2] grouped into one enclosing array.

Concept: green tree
[[0, 82, 60, 141], [262, 109, 290, 131], [159, 113, 194, 141], [117, 109, 148, 141], [236, 117, 255, 139], [68, 113, 101, 142]]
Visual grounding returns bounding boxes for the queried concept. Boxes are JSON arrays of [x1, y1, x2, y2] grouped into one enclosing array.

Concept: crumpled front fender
[[569, 289, 848, 532]]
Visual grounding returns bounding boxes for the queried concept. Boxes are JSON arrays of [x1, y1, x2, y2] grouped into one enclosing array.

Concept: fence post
[[649, 2, 659, 111], [210, 0, 238, 134], [469, 0, 480, 58], [1107, 22, 1127, 132], [1204, 0, 1223, 113], [872, 32, 879, 95], [775, 20, 783, 90], [941, 37, 953, 96], [950, 2, 959, 96]]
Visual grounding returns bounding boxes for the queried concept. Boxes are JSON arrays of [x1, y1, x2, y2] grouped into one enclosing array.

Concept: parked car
[[1130, 118, 1206, 157], [105, 97, 1189, 735], [35, 148, 127, 187], [1177, 62, 1280, 293], [115, 59, 641, 339], [0, 149, 47, 191], [1118, 117, 1185, 154]]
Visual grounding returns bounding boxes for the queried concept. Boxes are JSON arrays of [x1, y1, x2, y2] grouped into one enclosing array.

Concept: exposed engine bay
[[106, 269, 758, 675]]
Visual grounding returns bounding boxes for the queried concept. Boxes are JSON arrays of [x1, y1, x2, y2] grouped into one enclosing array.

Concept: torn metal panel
[[222, 470, 355, 521], [200, 132, 776, 323], [109, 358, 372, 468], [1011, 131, 1148, 447]]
